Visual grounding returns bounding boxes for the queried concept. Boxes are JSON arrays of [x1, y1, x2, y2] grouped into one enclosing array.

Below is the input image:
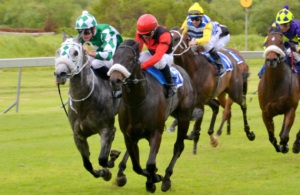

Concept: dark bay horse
[[108, 40, 196, 192], [170, 28, 255, 154], [54, 34, 120, 180], [258, 27, 300, 153]]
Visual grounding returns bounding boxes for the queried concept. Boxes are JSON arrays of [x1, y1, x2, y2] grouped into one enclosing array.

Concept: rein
[[112, 44, 148, 108], [170, 30, 191, 56]]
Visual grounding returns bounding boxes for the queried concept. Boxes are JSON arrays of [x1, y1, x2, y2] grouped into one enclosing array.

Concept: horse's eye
[[174, 37, 180, 41], [69, 48, 79, 59]]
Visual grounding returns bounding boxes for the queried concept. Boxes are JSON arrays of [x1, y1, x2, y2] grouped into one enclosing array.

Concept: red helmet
[[137, 14, 158, 34]]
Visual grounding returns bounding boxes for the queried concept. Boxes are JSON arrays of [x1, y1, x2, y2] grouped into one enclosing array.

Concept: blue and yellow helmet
[[276, 8, 294, 24]]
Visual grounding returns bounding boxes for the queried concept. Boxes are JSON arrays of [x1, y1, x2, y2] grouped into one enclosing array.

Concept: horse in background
[[170, 28, 255, 154], [109, 39, 196, 192], [54, 33, 120, 180], [258, 27, 300, 153]]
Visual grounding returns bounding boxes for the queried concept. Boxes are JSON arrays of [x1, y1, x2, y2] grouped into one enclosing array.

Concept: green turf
[[1, 59, 300, 194]]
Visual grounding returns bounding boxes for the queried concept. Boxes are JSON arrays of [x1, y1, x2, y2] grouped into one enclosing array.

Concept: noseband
[[109, 45, 146, 85], [263, 32, 286, 66]]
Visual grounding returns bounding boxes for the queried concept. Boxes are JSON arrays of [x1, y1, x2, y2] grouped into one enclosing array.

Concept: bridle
[[170, 30, 191, 56], [55, 38, 96, 115], [263, 32, 286, 65]]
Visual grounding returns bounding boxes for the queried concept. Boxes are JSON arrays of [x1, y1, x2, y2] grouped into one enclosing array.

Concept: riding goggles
[[78, 29, 92, 35], [191, 17, 201, 21]]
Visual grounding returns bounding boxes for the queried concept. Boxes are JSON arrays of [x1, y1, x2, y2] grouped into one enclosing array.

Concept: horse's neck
[[69, 67, 93, 97], [265, 62, 290, 85], [175, 51, 211, 76], [122, 70, 147, 106]]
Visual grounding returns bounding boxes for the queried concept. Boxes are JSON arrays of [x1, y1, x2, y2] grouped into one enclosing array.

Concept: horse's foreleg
[[279, 110, 296, 153], [162, 118, 189, 192], [216, 94, 230, 136], [116, 150, 129, 187], [145, 130, 163, 193], [124, 137, 145, 176], [99, 126, 120, 169], [74, 134, 110, 180], [207, 99, 219, 147], [292, 130, 300, 153], [262, 115, 280, 152]]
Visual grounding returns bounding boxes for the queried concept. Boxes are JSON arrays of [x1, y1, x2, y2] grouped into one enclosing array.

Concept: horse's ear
[[62, 30, 67, 42]]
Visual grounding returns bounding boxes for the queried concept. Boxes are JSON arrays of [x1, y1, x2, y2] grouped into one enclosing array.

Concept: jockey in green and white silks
[[258, 5, 300, 78], [75, 11, 123, 80]]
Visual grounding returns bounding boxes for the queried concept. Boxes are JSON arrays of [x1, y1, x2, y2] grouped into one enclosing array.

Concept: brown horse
[[170, 28, 255, 154], [108, 40, 196, 192], [258, 27, 300, 153]]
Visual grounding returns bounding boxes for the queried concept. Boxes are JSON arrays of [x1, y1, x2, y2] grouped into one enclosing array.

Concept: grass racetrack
[[1, 60, 300, 195]]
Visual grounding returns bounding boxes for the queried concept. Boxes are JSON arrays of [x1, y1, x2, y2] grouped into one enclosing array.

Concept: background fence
[[0, 51, 264, 113]]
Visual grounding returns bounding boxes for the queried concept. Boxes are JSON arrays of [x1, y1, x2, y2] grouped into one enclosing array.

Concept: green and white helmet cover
[[75, 11, 97, 29]]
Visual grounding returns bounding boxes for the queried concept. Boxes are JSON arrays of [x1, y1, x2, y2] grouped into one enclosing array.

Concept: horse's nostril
[[60, 72, 67, 77]]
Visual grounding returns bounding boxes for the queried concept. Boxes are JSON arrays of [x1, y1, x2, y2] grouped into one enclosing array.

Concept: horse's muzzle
[[266, 58, 280, 68], [54, 64, 69, 84]]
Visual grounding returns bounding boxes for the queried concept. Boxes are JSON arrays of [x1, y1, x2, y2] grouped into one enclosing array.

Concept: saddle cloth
[[146, 66, 183, 87], [202, 49, 243, 71]]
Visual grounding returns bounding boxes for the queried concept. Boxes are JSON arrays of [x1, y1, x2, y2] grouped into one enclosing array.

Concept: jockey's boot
[[93, 66, 122, 98], [160, 65, 177, 98], [93, 66, 110, 80], [209, 48, 225, 77]]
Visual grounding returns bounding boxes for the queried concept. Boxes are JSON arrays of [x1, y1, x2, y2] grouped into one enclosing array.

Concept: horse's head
[[263, 27, 285, 68], [54, 33, 88, 85], [170, 27, 190, 56], [108, 40, 140, 92]]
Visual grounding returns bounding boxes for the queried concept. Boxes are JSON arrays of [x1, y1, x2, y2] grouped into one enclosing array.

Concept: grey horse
[[54, 33, 120, 180]]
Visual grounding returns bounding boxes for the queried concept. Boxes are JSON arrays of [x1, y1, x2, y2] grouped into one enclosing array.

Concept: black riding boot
[[160, 65, 177, 98], [93, 66, 110, 80], [209, 48, 225, 77], [93, 66, 122, 98]]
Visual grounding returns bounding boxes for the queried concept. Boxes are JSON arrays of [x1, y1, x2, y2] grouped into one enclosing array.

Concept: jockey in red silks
[[135, 14, 177, 98]]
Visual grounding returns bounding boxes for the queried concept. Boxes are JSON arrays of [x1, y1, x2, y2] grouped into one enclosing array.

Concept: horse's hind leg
[[116, 150, 129, 187], [186, 109, 204, 154], [292, 130, 300, 153], [167, 119, 178, 132], [240, 78, 255, 141]]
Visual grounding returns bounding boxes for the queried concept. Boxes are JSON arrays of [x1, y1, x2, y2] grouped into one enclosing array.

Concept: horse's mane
[[120, 39, 140, 58], [268, 26, 282, 34]]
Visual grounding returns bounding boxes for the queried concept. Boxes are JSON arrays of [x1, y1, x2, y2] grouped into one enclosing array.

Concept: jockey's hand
[[188, 40, 198, 47], [83, 45, 96, 57]]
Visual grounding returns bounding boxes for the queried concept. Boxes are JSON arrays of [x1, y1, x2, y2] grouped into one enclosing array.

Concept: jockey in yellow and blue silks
[[180, 2, 230, 77], [258, 5, 300, 78]]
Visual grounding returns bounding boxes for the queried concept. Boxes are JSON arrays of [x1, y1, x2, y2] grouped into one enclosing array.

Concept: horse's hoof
[[110, 150, 121, 160], [116, 175, 127, 187], [210, 135, 218, 147], [292, 142, 300, 153], [167, 127, 175, 132], [280, 145, 289, 154], [161, 178, 171, 192], [102, 168, 112, 181], [146, 182, 156, 193], [247, 132, 255, 141]]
